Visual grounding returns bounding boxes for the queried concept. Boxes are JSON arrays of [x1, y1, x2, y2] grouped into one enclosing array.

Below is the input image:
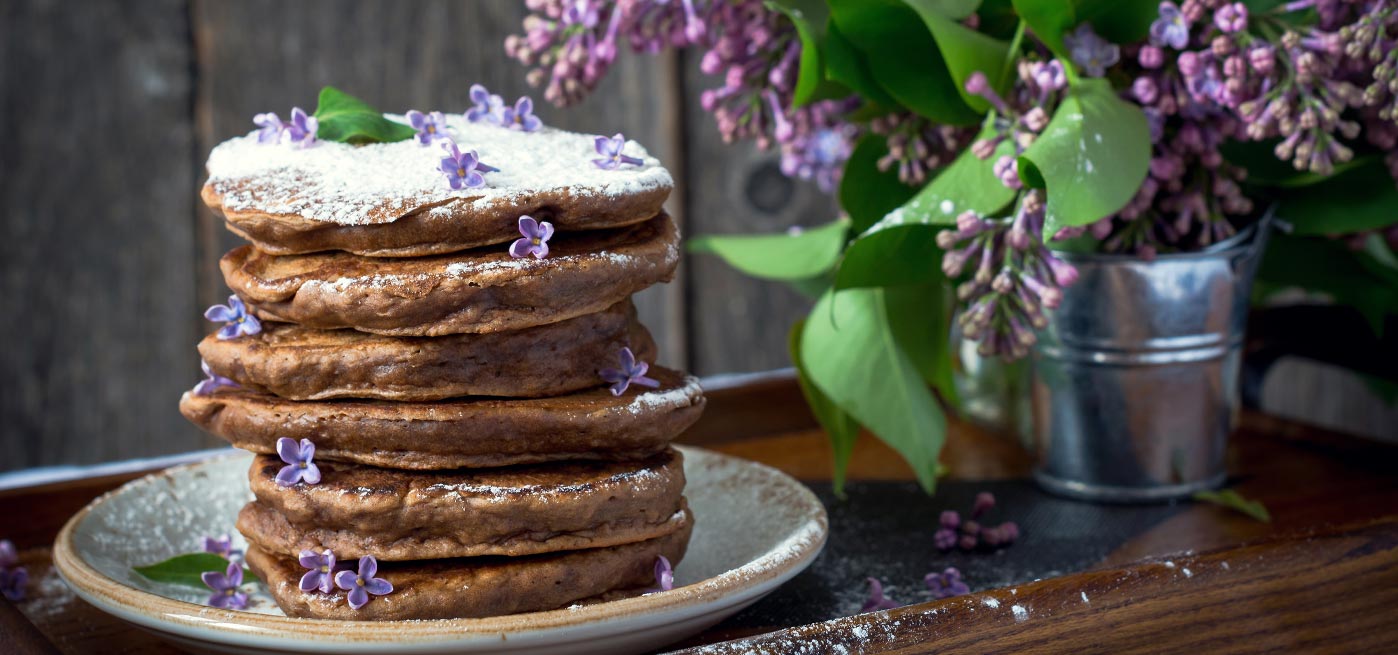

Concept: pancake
[[178, 368, 705, 469], [243, 510, 691, 620], [238, 450, 687, 561], [220, 213, 679, 337], [202, 118, 673, 257], [198, 300, 654, 401]]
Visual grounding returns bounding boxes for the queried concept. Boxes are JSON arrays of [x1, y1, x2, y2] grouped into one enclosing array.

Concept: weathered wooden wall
[[0, 1, 1387, 471]]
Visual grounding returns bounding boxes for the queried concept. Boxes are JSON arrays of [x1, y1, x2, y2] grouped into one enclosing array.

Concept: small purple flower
[[1, 567, 28, 602], [193, 359, 239, 396], [334, 555, 393, 610], [939, 510, 961, 530], [201, 561, 249, 610], [466, 84, 506, 124], [1028, 60, 1067, 94], [500, 96, 543, 132], [648, 555, 674, 593], [253, 112, 285, 144], [201, 533, 240, 560], [925, 568, 970, 599], [439, 140, 499, 190], [0, 540, 16, 569], [1214, 3, 1247, 33], [592, 133, 644, 169], [1139, 45, 1165, 69], [860, 578, 901, 612], [1064, 23, 1120, 77], [283, 107, 318, 148], [934, 527, 958, 551], [275, 437, 321, 487], [298, 549, 338, 594], [599, 347, 660, 396], [509, 216, 554, 259], [205, 295, 261, 340], [1150, 2, 1192, 50], [406, 110, 449, 145], [993, 155, 1022, 189], [971, 492, 996, 519]]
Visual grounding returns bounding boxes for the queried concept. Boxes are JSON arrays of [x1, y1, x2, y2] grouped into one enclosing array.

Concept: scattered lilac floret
[[509, 216, 555, 259], [439, 139, 499, 190], [1063, 23, 1120, 77], [933, 527, 958, 550], [201, 561, 249, 610], [971, 492, 996, 519], [1, 567, 29, 602], [860, 577, 901, 612], [1150, 2, 1192, 50], [193, 359, 239, 396], [925, 567, 970, 599], [645, 555, 674, 594], [275, 437, 321, 487], [466, 84, 507, 124], [201, 533, 241, 560], [205, 295, 261, 340], [501, 96, 543, 132], [0, 540, 16, 569], [253, 112, 285, 143], [298, 549, 338, 594], [939, 510, 961, 530], [283, 107, 318, 148], [334, 556, 393, 610], [406, 110, 450, 145], [592, 133, 644, 169], [598, 347, 660, 396]]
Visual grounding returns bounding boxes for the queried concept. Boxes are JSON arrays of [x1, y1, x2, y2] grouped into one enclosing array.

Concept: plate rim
[[52, 445, 828, 649]]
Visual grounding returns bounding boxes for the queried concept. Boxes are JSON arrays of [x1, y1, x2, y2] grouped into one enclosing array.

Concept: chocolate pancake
[[243, 511, 692, 621], [220, 212, 679, 337], [198, 300, 654, 401], [238, 450, 687, 561], [178, 368, 705, 469], [202, 118, 673, 257]]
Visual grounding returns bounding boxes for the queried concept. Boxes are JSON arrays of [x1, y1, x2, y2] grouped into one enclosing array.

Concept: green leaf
[[134, 553, 259, 589], [1273, 160, 1398, 235], [903, 0, 1012, 112], [829, 0, 980, 125], [824, 20, 902, 109], [1258, 233, 1398, 334], [790, 320, 861, 498], [884, 283, 959, 405], [768, 1, 835, 107], [840, 135, 919, 234], [836, 224, 946, 289], [1018, 79, 1151, 237], [1192, 489, 1271, 523], [1221, 140, 1375, 188], [1011, 0, 1076, 56], [871, 121, 1016, 233], [802, 287, 947, 493], [1011, 0, 1158, 57], [313, 86, 417, 145], [688, 219, 850, 281]]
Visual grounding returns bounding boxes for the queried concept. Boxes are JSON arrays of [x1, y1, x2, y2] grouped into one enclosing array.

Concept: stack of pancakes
[[179, 116, 704, 620]]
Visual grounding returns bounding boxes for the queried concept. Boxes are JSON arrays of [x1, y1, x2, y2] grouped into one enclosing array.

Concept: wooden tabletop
[[2, 372, 1396, 653]]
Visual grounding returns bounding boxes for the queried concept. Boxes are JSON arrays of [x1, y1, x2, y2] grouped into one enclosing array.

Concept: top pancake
[[202, 116, 672, 257]]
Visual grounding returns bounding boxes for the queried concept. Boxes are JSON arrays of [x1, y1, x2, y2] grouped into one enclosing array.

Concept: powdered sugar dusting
[[622, 376, 703, 415], [206, 114, 672, 225]]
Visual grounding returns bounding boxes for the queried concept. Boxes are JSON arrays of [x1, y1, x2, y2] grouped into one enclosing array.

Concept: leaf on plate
[[134, 553, 259, 589], [313, 86, 417, 145]]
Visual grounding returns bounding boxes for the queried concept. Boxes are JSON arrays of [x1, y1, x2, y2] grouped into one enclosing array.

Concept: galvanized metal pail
[[1030, 216, 1274, 502]]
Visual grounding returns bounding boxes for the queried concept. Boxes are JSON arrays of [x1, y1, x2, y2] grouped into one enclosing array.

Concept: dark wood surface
[[2, 374, 1396, 654]]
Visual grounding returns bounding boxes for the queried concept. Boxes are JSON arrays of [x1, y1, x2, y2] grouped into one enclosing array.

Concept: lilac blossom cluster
[[869, 113, 975, 186], [933, 492, 1021, 552]]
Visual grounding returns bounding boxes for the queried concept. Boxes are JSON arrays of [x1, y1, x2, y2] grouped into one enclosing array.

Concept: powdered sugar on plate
[[205, 114, 673, 225]]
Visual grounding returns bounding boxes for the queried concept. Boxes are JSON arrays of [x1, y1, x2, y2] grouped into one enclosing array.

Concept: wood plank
[[677, 51, 839, 375], [675, 519, 1398, 655], [0, 0, 207, 471], [191, 0, 688, 365]]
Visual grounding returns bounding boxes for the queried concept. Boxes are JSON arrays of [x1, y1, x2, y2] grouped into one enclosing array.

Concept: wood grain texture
[[190, 0, 688, 365], [0, 0, 210, 470], [677, 50, 839, 376]]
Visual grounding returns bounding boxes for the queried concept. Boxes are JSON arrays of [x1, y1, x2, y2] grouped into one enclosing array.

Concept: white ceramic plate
[[53, 446, 827, 654]]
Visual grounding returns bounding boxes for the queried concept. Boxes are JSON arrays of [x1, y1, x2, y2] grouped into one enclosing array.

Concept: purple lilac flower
[[1, 567, 28, 602], [201, 533, 240, 560], [983, 521, 1021, 547], [283, 107, 318, 148], [593, 133, 644, 169], [501, 96, 543, 132], [253, 112, 285, 144], [993, 155, 1022, 189], [649, 555, 674, 593], [933, 528, 958, 550], [971, 492, 996, 519], [509, 216, 555, 259], [599, 347, 659, 396], [406, 110, 449, 145], [201, 561, 249, 610], [334, 555, 393, 610], [298, 549, 338, 594], [275, 437, 321, 487], [871, 112, 972, 186], [505, 1, 631, 107], [1064, 23, 1120, 77], [939, 510, 961, 531], [439, 140, 499, 190], [1214, 3, 1248, 34], [194, 359, 238, 396], [466, 84, 507, 124], [0, 540, 17, 569], [205, 295, 261, 340], [1151, 2, 1192, 50], [860, 578, 901, 612], [925, 568, 971, 599]]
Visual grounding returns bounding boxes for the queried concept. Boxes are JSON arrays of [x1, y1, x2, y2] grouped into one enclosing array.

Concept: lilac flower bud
[[1045, 255, 1080, 286], [964, 71, 989, 94], [958, 534, 979, 551], [1139, 45, 1166, 69], [1214, 3, 1248, 33], [971, 491, 995, 518], [1134, 77, 1161, 104], [956, 211, 984, 233], [971, 138, 998, 159], [1022, 107, 1049, 132], [939, 510, 962, 530], [961, 519, 981, 537], [1178, 51, 1201, 76], [993, 155, 1022, 189], [1212, 35, 1236, 57], [992, 270, 1015, 294], [934, 527, 958, 551]]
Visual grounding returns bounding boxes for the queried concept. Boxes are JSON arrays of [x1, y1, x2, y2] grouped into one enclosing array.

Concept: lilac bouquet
[[508, 0, 1398, 492]]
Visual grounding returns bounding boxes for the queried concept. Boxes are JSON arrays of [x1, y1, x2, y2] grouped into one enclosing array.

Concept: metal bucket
[[1030, 215, 1274, 502]]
